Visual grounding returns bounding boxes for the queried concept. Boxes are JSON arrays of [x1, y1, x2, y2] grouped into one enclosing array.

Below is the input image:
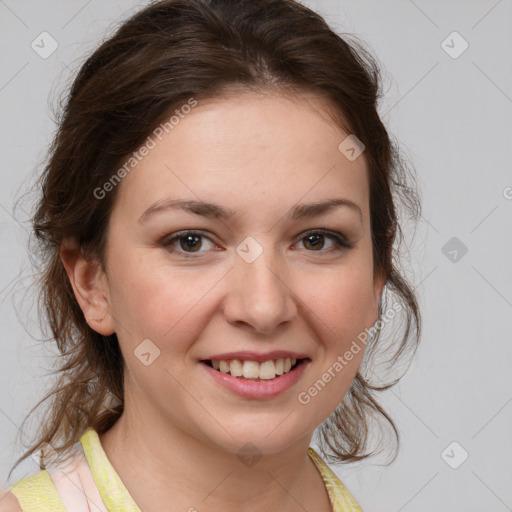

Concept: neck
[[99, 391, 331, 512]]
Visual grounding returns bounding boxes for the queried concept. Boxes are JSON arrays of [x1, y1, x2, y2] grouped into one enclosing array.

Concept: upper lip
[[201, 351, 310, 362]]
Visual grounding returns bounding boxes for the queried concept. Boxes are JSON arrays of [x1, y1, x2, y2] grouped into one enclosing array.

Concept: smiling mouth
[[201, 358, 309, 381]]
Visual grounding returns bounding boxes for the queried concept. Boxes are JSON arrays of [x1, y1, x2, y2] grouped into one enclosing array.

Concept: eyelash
[[160, 229, 353, 259]]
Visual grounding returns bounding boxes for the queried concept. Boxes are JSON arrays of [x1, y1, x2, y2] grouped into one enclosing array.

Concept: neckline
[[80, 428, 351, 512]]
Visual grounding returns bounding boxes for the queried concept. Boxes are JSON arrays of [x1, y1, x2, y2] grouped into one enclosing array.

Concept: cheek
[[106, 248, 227, 349], [301, 263, 377, 341], [300, 270, 373, 411]]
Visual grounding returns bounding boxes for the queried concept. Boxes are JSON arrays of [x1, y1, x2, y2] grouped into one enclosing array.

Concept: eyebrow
[[138, 197, 363, 224]]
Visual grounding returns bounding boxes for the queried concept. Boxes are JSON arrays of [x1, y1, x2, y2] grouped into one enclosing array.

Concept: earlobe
[[59, 239, 116, 336]]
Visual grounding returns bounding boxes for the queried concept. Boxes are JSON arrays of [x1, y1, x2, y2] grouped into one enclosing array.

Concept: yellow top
[[8, 429, 363, 511]]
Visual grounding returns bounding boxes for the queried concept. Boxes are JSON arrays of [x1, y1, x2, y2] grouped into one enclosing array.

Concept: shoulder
[[0, 470, 59, 512], [0, 490, 22, 512]]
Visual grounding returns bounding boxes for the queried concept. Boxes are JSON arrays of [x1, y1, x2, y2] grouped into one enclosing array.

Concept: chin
[[198, 415, 314, 458]]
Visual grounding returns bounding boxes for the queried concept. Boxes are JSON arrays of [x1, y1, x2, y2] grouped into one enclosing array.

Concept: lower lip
[[201, 360, 309, 399]]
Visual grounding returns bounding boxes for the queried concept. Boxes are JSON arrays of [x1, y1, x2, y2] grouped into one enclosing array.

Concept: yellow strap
[[307, 447, 364, 512], [8, 470, 67, 512], [80, 429, 141, 512]]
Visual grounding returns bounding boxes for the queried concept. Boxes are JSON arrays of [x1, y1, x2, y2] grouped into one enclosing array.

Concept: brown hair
[[10, 0, 421, 477]]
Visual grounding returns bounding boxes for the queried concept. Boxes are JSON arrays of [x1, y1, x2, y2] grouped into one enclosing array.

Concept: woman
[[1, 0, 421, 510]]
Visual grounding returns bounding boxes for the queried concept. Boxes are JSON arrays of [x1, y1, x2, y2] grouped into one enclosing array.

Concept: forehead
[[113, 91, 370, 225]]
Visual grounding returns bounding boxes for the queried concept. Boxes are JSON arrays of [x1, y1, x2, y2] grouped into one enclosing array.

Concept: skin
[[58, 90, 385, 512]]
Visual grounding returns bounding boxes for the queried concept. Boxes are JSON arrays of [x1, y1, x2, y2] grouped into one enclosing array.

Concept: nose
[[222, 244, 297, 334]]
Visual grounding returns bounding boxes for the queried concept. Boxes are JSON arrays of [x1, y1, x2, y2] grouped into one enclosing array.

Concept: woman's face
[[89, 91, 384, 455]]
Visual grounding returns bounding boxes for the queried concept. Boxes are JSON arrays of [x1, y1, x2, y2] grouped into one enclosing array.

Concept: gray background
[[1, 1, 511, 510]]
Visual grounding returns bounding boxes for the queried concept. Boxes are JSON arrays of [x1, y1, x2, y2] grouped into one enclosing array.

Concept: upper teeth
[[211, 358, 298, 380]]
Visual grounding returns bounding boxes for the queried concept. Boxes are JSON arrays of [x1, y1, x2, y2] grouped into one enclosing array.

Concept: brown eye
[[296, 229, 352, 254], [161, 231, 216, 257], [179, 234, 202, 252], [302, 233, 327, 250]]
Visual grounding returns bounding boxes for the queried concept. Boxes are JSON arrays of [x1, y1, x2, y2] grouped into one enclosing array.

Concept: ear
[[60, 238, 116, 336]]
